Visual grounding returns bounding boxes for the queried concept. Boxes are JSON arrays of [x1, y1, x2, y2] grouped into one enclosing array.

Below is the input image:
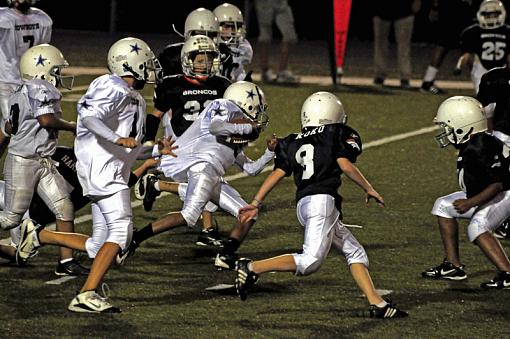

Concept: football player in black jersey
[[230, 92, 409, 318], [141, 34, 231, 246], [456, 0, 510, 92], [0, 147, 157, 265], [422, 96, 510, 289]]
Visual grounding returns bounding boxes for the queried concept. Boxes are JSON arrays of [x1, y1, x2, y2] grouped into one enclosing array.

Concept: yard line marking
[[45, 276, 77, 285]]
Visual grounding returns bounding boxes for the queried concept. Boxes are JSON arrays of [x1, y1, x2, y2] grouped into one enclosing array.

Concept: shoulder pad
[[25, 79, 60, 102]]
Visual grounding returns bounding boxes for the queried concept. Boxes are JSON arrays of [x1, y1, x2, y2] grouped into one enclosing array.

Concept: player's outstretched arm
[[337, 157, 385, 207], [238, 168, 286, 224], [37, 113, 76, 133]]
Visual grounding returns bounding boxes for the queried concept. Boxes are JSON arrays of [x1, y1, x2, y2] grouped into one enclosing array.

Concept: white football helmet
[[181, 35, 221, 78], [184, 8, 220, 43], [107, 37, 161, 86], [19, 44, 74, 89], [213, 3, 246, 47], [477, 0, 506, 29], [224, 81, 268, 127], [301, 92, 346, 129], [434, 96, 487, 147]]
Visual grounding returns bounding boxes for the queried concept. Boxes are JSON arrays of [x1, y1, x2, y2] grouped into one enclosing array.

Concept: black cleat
[[420, 81, 446, 95], [422, 258, 467, 280], [142, 174, 160, 212], [370, 299, 408, 318], [116, 236, 139, 266], [16, 219, 40, 267], [235, 258, 259, 301], [480, 271, 510, 289], [196, 228, 224, 247], [55, 258, 90, 276], [214, 252, 238, 270], [494, 218, 510, 239]]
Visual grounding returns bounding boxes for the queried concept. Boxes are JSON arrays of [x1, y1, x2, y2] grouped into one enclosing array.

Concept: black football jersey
[[477, 66, 510, 135], [158, 42, 184, 77], [218, 43, 236, 80], [153, 74, 231, 137], [274, 123, 362, 211], [461, 24, 510, 70], [457, 132, 510, 198]]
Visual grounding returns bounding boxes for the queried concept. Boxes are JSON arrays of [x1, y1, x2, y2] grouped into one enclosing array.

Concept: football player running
[[455, 0, 510, 93], [0, 0, 52, 155], [213, 3, 254, 82], [0, 44, 86, 274], [117, 81, 272, 268], [233, 92, 408, 318], [14, 37, 177, 314], [422, 96, 510, 289]]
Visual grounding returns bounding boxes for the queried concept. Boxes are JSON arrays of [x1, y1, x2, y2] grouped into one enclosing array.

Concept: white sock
[[423, 66, 439, 82], [60, 257, 73, 264], [376, 300, 388, 308]]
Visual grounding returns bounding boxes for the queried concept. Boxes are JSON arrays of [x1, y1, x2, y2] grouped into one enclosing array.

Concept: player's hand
[[453, 199, 473, 214], [453, 68, 462, 76], [366, 189, 385, 207], [116, 137, 139, 148], [69, 121, 77, 135], [266, 133, 278, 151], [238, 204, 259, 224], [142, 157, 160, 170], [157, 137, 178, 157]]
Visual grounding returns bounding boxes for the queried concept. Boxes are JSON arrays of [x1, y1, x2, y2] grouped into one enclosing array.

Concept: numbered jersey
[[0, 7, 52, 85], [154, 74, 230, 137], [75, 74, 146, 196], [457, 132, 510, 198], [461, 24, 510, 70], [219, 39, 253, 81], [7, 78, 61, 158], [275, 123, 362, 209], [477, 66, 510, 135]]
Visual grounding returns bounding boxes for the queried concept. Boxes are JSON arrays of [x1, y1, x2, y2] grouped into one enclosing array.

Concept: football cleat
[[421, 259, 467, 280], [142, 174, 160, 212], [420, 81, 446, 95], [134, 175, 147, 200], [235, 258, 259, 301], [68, 290, 121, 313], [369, 299, 409, 318], [55, 258, 90, 276], [115, 234, 139, 266], [494, 218, 510, 239], [214, 251, 239, 270], [480, 271, 510, 289], [196, 227, 224, 247], [15, 219, 40, 267]]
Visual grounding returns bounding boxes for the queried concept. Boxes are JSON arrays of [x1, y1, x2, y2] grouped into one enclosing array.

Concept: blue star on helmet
[[35, 54, 47, 66], [246, 89, 256, 100], [130, 43, 141, 55]]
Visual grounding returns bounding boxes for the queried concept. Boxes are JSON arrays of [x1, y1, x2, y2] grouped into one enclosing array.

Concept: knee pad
[[51, 197, 74, 221], [0, 212, 23, 230], [344, 245, 369, 267], [293, 252, 325, 276], [431, 196, 453, 218], [467, 219, 485, 242]]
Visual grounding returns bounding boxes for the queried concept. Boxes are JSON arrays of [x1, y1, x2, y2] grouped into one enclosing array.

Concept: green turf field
[[1, 75, 509, 338]]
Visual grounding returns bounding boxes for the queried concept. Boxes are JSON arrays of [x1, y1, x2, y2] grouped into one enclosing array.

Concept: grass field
[[1, 74, 509, 338]]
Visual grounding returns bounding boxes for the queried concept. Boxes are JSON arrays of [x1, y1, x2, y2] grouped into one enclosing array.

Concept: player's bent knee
[[0, 213, 23, 230], [431, 196, 454, 218], [467, 220, 486, 243], [51, 197, 74, 221], [294, 253, 324, 276], [345, 246, 369, 267], [181, 207, 201, 228]]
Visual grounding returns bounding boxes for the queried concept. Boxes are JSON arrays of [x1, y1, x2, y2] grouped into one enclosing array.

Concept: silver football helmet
[[301, 92, 346, 129], [434, 96, 487, 147], [477, 0, 506, 29], [107, 37, 161, 86], [19, 44, 74, 89], [184, 8, 220, 43], [181, 35, 221, 78], [224, 81, 268, 127], [213, 3, 246, 47]]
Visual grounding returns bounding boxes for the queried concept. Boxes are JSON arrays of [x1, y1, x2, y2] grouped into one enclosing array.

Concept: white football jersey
[[75, 74, 146, 197], [229, 39, 253, 81], [158, 98, 245, 181], [7, 78, 61, 158], [0, 7, 52, 85]]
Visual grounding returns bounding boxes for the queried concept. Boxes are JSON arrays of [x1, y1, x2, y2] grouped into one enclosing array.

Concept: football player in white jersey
[[234, 92, 408, 318], [0, 0, 52, 155], [214, 3, 254, 82], [0, 44, 85, 275], [116, 81, 271, 267], [14, 37, 176, 314]]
